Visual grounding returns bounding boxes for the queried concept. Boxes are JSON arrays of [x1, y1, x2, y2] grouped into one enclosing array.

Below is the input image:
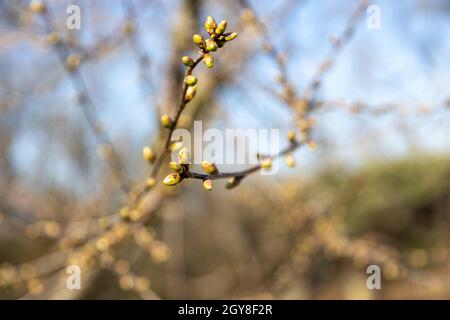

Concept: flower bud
[[224, 32, 238, 42], [215, 20, 227, 35], [142, 146, 155, 163], [193, 34, 204, 47], [163, 173, 182, 186], [201, 161, 218, 174], [205, 39, 218, 52], [169, 141, 183, 152], [29, 0, 45, 13], [287, 131, 296, 143], [65, 53, 82, 71], [182, 56, 194, 67], [184, 75, 197, 86], [203, 54, 214, 68], [284, 154, 296, 168], [260, 158, 272, 170], [307, 140, 317, 150], [160, 114, 173, 128], [203, 179, 213, 191], [169, 161, 183, 173], [146, 178, 156, 188], [177, 147, 190, 164], [217, 41, 226, 48], [225, 177, 240, 189], [204, 16, 217, 33], [47, 32, 60, 45], [184, 85, 197, 101]]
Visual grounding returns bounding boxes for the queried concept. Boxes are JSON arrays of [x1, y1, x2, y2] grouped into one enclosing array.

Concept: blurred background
[[0, 0, 449, 299]]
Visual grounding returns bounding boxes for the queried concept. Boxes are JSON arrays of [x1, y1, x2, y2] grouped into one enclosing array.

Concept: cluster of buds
[[162, 147, 191, 186], [190, 16, 238, 69]]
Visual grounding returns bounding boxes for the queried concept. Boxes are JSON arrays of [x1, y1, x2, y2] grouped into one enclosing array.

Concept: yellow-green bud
[[177, 147, 190, 164], [193, 34, 204, 46], [215, 20, 227, 35], [201, 161, 218, 174], [169, 141, 183, 152], [203, 179, 213, 191], [181, 56, 194, 67], [205, 39, 218, 52], [185, 85, 197, 101], [142, 146, 155, 163], [146, 177, 156, 188], [160, 114, 173, 128], [162, 173, 182, 186], [260, 158, 272, 170], [169, 161, 183, 173], [203, 54, 214, 68], [284, 154, 296, 168], [224, 32, 238, 42], [184, 75, 197, 86], [225, 177, 240, 189], [204, 16, 217, 33], [287, 130, 296, 143]]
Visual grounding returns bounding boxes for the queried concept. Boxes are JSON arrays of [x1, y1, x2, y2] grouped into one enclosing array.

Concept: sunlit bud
[[142, 146, 155, 163], [193, 34, 204, 46], [201, 161, 218, 174], [203, 54, 214, 68], [204, 16, 217, 33], [215, 20, 227, 35], [146, 177, 156, 188], [203, 179, 213, 191], [287, 130, 296, 143], [119, 275, 134, 291], [160, 114, 173, 128], [135, 277, 151, 292], [260, 158, 272, 170], [65, 53, 82, 71], [184, 75, 197, 86], [169, 141, 183, 152], [185, 85, 197, 101], [29, 0, 45, 13], [284, 154, 296, 168], [307, 140, 317, 150], [177, 147, 190, 164], [47, 32, 60, 45], [123, 21, 135, 34], [182, 55, 194, 67], [169, 161, 183, 173], [225, 177, 240, 189], [120, 207, 130, 219], [162, 173, 182, 186], [224, 32, 238, 42], [205, 39, 218, 52]]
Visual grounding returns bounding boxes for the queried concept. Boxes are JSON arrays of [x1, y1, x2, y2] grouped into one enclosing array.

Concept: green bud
[[182, 56, 194, 67], [224, 32, 238, 42], [205, 39, 218, 52], [225, 177, 240, 189], [184, 75, 197, 86], [184, 85, 197, 101], [204, 16, 216, 33], [193, 34, 204, 47], [203, 54, 214, 68], [215, 20, 227, 35]]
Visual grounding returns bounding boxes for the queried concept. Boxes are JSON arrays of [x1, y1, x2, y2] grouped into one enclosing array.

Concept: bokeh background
[[0, 0, 449, 299]]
